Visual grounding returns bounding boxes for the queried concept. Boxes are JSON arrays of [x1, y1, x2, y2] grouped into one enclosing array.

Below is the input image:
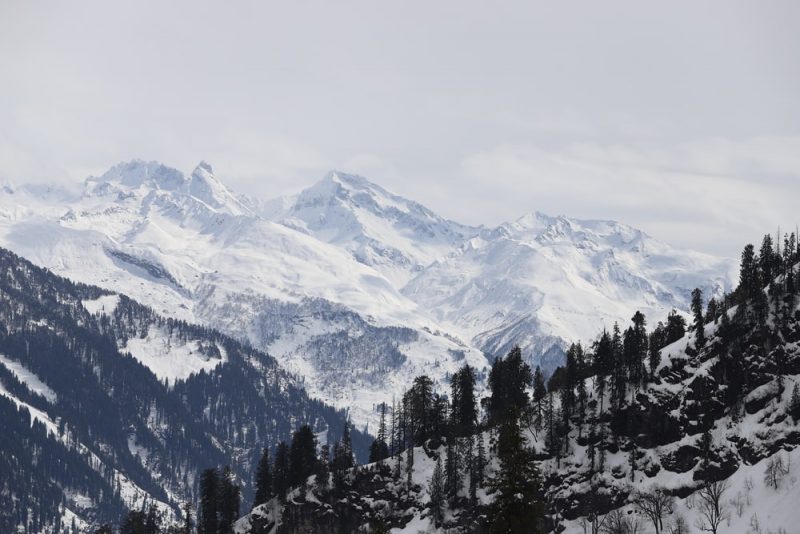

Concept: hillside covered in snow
[[234, 233, 800, 534]]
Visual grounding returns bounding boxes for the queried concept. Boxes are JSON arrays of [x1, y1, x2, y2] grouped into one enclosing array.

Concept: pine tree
[[272, 441, 290, 501], [691, 288, 705, 348], [445, 437, 461, 502], [593, 330, 612, 414], [485, 346, 532, 426], [289, 425, 318, 487], [316, 444, 331, 491], [429, 457, 445, 527], [789, 384, 800, 422], [218, 466, 240, 534], [759, 234, 775, 286], [252, 448, 272, 510], [532, 366, 547, 422], [488, 410, 545, 533], [198, 468, 219, 534], [474, 433, 487, 489], [451, 364, 478, 437]]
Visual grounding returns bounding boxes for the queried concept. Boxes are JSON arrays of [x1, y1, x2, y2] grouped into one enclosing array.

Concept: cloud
[[456, 137, 800, 255]]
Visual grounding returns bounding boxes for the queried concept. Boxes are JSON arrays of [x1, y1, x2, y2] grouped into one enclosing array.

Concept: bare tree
[[694, 480, 729, 534], [729, 490, 745, 517], [764, 453, 790, 490], [602, 509, 643, 534], [633, 486, 674, 534], [668, 514, 689, 534]]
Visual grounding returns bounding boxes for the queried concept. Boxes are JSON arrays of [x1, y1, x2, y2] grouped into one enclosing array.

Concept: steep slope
[[0, 247, 367, 532], [403, 212, 736, 371]]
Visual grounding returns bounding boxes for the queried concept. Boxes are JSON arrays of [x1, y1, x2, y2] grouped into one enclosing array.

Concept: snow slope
[[404, 212, 736, 368]]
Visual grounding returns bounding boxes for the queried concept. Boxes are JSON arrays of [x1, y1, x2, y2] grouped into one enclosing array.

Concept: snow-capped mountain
[[0, 161, 736, 430], [403, 212, 736, 370], [0, 161, 487, 430], [273, 171, 478, 286]]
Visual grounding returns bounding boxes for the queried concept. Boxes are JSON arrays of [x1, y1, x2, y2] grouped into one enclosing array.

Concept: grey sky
[[2, 1, 799, 256]]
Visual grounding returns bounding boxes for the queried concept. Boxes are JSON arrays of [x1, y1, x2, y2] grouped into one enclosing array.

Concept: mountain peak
[[88, 159, 187, 193]]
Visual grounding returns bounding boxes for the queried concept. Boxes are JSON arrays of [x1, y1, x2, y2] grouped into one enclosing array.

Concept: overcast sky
[[2, 1, 799, 256]]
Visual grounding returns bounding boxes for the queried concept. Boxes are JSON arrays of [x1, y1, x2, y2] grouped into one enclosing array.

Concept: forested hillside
[[235, 232, 800, 534], [0, 247, 368, 533]]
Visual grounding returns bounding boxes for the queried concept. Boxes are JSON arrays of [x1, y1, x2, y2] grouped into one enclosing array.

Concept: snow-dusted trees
[[694, 479, 729, 534], [633, 487, 674, 534]]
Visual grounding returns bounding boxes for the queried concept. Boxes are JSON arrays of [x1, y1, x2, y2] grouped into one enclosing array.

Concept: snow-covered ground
[[122, 326, 227, 383]]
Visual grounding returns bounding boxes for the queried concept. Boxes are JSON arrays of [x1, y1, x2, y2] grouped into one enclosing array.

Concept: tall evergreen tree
[[272, 441, 290, 501], [485, 347, 532, 426], [451, 364, 478, 437], [429, 457, 445, 527], [198, 468, 219, 534], [289, 425, 318, 487], [488, 410, 545, 533], [593, 330, 613, 414], [218, 466, 240, 534], [252, 448, 272, 510], [691, 288, 705, 348]]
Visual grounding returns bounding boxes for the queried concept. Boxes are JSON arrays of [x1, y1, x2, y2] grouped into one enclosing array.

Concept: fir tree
[[429, 457, 445, 528], [474, 433, 487, 489], [691, 288, 705, 348], [485, 346, 533, 427], [488, 410, 545, 533], [198, 468, 219, 534], [369, 403, 390, 463], [272, 441, 290, 501], [252, 448, 272, 510], [218, 465, 240, 534], [451, 364, 478, 437], [316, 444, 331, 491], [289, 425, 318, 487], [593, 330, 613, 414]]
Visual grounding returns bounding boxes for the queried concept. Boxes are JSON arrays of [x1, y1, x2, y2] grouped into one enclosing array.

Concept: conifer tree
[[488, 410, 545, 533], [593, 330, 613, 413], [691, 288, 705, 348], [485, 347, 532, 427], [316, 444, 331, 491], [429, 457, 445, 528], [272, 442, 290, 501], [289, 425, 318, 487], [369, 403, 390, 463], [451, 364, 478, 437], [218, 465, 240, 534], [532, 366, 547, 422], [252, 448, 272, 510], [198, 468, 219, 534], [445, 437, 461, 502], [474, 433, 487, 489]]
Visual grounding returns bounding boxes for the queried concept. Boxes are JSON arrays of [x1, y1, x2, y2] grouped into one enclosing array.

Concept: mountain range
[[0, 160, 737, 430]]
